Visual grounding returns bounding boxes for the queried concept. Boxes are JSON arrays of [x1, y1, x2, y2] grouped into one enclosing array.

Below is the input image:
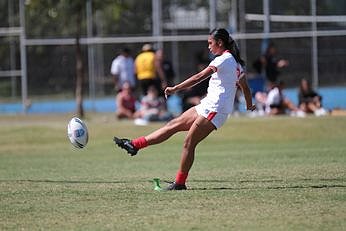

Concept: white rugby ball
[[67, 117, 88, 148]]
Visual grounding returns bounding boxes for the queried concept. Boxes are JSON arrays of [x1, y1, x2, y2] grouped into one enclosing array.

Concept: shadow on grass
[[1, 178, 345, 191], [0, 179, 144, 184], [189, 184, 346, 191], [158, 178, 346, 191], [188, 178, 346, 191], [190, 178, 345, 183]]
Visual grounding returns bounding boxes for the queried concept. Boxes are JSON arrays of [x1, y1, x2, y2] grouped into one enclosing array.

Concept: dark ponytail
[[210, 28, 245, 66]]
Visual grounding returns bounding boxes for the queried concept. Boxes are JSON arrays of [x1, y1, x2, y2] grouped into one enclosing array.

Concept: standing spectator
[[115, 82, 137, 119], [181, 49, 211, 112], [110, 47, 136, 92], [135, 44, 166, 95], [255, 42, 289, 87], [195, 48, 211, 72], [264, 42, 289, 84], [298, 78, 327, 116], [156, 49, 174, 87]]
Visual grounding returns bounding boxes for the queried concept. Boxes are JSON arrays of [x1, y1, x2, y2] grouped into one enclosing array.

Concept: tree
[[25, 0, 125, 117], [74, 1, 85, 117]]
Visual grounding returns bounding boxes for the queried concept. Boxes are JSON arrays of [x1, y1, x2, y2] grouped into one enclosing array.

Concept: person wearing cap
[[134, 44, 167, 95]]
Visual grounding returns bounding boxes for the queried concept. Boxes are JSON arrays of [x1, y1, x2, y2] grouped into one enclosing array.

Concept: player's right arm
[[165, 66, 214, 97]]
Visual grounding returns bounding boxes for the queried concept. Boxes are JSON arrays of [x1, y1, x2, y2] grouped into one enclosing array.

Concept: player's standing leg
[[167, 116, 216, 190]]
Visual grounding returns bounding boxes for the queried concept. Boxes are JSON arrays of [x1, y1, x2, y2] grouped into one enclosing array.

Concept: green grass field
[[0, 114, 345, 230]]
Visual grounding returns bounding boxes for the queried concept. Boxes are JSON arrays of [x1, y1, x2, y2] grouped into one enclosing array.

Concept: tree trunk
[[75, 7, 84, 118]]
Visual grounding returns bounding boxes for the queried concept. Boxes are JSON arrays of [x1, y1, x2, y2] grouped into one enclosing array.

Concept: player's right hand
[[164, 86, 175, 99]]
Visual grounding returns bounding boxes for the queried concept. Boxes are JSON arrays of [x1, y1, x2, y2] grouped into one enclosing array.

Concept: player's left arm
[[237, 73, 256, 111]]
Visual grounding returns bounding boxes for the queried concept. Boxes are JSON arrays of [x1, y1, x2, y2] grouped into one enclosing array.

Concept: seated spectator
[[116, 82, 137, 119], [135, 85, 173, 123], [298, 78, 327, 116], [256, 81, 305, 117]]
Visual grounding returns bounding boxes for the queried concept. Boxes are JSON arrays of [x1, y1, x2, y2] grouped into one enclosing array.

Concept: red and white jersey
[[200, 51, 243, 114]]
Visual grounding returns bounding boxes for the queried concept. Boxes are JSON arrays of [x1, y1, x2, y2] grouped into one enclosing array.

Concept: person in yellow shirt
[[135, 44, 167, 95]]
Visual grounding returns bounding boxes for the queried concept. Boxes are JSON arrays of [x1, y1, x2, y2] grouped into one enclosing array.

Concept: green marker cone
[[153, 178, 162, 191]]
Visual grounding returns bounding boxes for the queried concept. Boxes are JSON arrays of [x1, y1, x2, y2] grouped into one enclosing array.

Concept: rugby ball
[[67, 117, 88, 148]]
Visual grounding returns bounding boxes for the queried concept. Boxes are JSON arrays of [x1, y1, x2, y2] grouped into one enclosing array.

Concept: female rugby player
[[114, 28, 256, 190]]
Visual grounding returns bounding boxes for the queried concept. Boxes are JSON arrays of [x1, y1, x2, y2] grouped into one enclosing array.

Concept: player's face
[[208, 36, 222, 55]]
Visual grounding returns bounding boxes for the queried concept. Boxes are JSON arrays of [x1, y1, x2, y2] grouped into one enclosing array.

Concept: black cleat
[[113, 137, 138, 156], [165, 182, 187, 191]]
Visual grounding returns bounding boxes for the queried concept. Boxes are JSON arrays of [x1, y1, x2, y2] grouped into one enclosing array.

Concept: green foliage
[[22, 0, 166, 37], [0, 114, 345, 230], [24, 0, 126, 38], [26, 0, 84, 38]]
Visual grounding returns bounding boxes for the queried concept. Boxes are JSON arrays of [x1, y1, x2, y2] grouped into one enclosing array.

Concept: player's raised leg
[[114, 107, 198, 155], [145, 106, 198, 145]]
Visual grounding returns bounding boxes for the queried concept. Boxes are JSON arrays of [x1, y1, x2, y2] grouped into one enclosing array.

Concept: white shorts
[[195, 104, 229, 129]]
